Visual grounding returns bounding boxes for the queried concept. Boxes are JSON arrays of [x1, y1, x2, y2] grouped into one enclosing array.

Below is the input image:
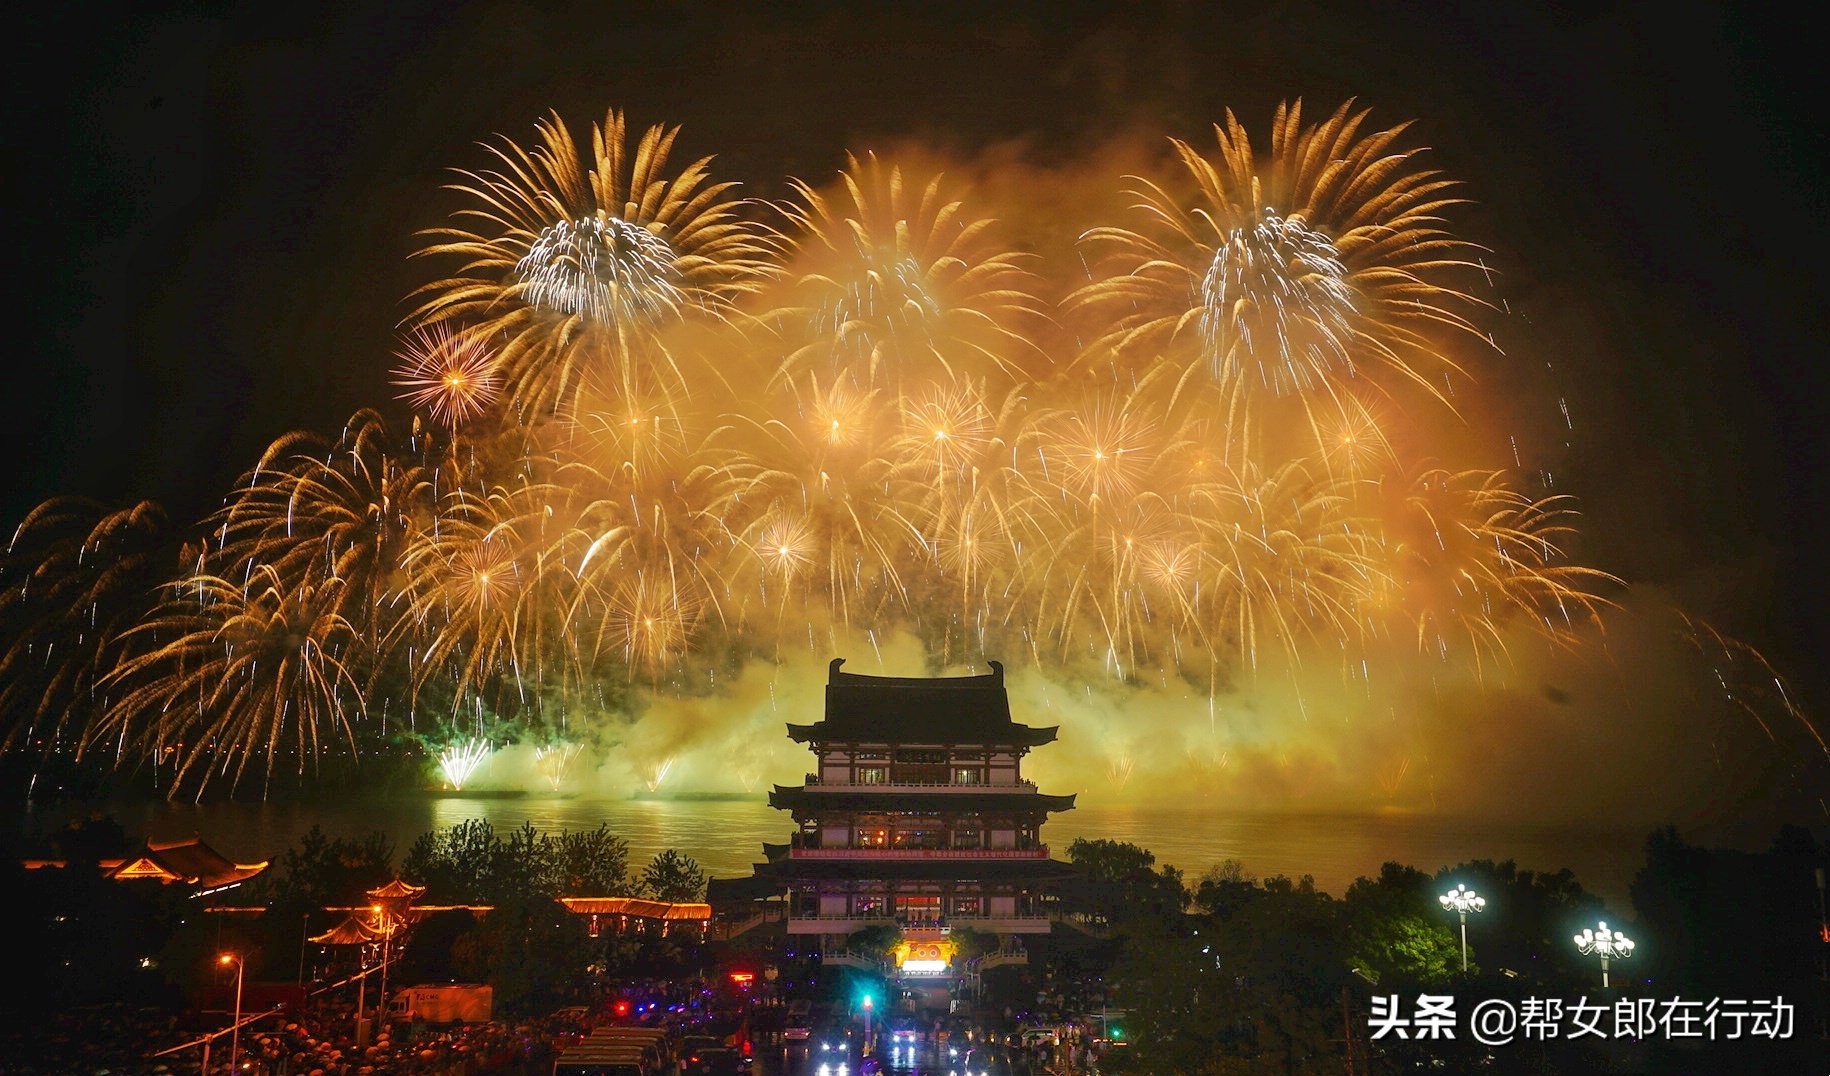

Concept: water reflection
[[14, 794, 1647, 908]]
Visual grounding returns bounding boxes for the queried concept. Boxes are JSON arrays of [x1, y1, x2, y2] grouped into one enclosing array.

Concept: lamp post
[[372, 904, 393, 1030], [1573, 921, 1635, 989], [1438, 884, 1486, 972], [355, 945, 369, 1044], [219, 953, 244, 1074]]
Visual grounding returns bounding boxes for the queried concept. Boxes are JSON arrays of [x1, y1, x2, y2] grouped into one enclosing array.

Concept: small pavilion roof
[[310, 913, 383, 946], [366, 878, 426, 901]]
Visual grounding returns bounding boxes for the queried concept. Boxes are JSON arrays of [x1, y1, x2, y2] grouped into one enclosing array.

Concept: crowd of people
[[0, 981, 598, 1075]]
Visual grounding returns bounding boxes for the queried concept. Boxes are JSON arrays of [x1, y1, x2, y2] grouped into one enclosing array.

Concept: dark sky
[[8, 1, 1827, 710]]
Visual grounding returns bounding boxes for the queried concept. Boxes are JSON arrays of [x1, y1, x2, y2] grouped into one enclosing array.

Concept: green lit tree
[[641, 848, 706, 902]]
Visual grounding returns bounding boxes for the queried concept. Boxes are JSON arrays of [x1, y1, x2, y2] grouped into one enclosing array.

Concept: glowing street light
[[219, 952, 245, 1074], [1573, 921, 1635, 989], [372, 904, 395, 1030], [1439, 883, 1485, 972]]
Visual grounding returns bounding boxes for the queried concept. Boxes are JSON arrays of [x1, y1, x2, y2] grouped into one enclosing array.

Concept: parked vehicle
[[886, 1012, 923, 1045], [388, 983, 493, 1023], [681, 1044, 746, 1074]]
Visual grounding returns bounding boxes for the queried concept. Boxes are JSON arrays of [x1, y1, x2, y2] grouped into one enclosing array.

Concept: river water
[[13, 793, 1654, 912]]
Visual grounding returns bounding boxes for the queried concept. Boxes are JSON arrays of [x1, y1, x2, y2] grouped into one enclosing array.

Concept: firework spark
[[392, 323, 502, 427], [411, 109, 777, 416], [11, 99, 1816, 804], [436, 737, 491, 791]]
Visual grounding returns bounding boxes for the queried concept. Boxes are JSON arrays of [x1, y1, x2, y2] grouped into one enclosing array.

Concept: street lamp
[[219, 953, 245, 1074], [372, 904, 393, 1030], [1573, 921, 1635, 989], [1439, 883, 1485, 972]]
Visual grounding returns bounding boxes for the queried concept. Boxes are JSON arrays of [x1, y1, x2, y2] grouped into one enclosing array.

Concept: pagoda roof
[[706, 874, 787, 905], [753, 857, 1079, 882], [786, 659, 1058, 747], [769, 786, 1077, 814]]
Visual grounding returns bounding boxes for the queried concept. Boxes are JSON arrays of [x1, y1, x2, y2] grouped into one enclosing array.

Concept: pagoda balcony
[[800, 775, 1039, 793], [785, 913, 1053, 935], [788, 846, 1050, 860]]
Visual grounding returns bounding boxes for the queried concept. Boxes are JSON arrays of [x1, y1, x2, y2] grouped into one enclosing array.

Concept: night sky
[[9, 3, 1827, 730]]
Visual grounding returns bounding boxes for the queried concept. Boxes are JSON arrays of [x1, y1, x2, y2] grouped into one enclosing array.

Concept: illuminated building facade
[[744, 659, 1077, 967]]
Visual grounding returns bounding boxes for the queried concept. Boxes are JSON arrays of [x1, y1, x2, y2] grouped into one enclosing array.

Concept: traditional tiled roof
[[785, 658, 1058, 747], [556, 897, 712, 921], [768, 787, 1077, 814], [706, 874, 786, 906], [24, 834, 268, 894], [310, 913, 384, 945], [366, 878, 426, 901]]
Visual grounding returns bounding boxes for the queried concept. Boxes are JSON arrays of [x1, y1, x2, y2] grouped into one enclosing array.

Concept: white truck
[[389, 982, 494, 1023]]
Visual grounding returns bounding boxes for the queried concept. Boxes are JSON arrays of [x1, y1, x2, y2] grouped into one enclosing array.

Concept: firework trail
[[0, 498, 174, 758]]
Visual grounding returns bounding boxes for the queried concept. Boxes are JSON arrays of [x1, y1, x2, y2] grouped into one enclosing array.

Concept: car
[[783, 999, 815, 1045], [675, 1035, 726, 1073], [884, 1012, 923, 1046], [681, 1044, 747, 1074], [810, 1023, 861, 1075]]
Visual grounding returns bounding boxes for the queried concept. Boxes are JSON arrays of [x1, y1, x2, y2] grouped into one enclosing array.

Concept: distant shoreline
[[629, 790, 765, 802]]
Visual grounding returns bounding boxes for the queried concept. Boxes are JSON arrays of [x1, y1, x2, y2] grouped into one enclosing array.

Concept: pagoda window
[[853, 894, 887, 918], [950, 895, 982, 917], [893, 824, 943, 850], [856, 766, 887, 785], [895, 894, 942, 927], [952, 828, 984, 850], [952, 767, 983, 785]]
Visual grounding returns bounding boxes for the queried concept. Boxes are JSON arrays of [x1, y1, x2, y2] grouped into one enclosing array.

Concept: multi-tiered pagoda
[[726, 658, 1078, 970]]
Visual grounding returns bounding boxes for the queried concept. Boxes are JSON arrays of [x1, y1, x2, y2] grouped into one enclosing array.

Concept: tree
[[847, 923, 902, 961], [402, 818, 509, 903], [451, 890, 592, 1017], [1436, 858, 1602, 991], [1114, 872, 1346, 1075], [1341, 862, 1459, 987], [552, 824, 631, 895], [641, 849, 706, 902], [1065, 838, 1187, 927], [948, 925, 997, 963]]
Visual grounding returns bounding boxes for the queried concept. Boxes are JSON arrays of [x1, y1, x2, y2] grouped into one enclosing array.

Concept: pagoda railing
[[801, 776, 1039, 792], [788, 846, 1050, 860]]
